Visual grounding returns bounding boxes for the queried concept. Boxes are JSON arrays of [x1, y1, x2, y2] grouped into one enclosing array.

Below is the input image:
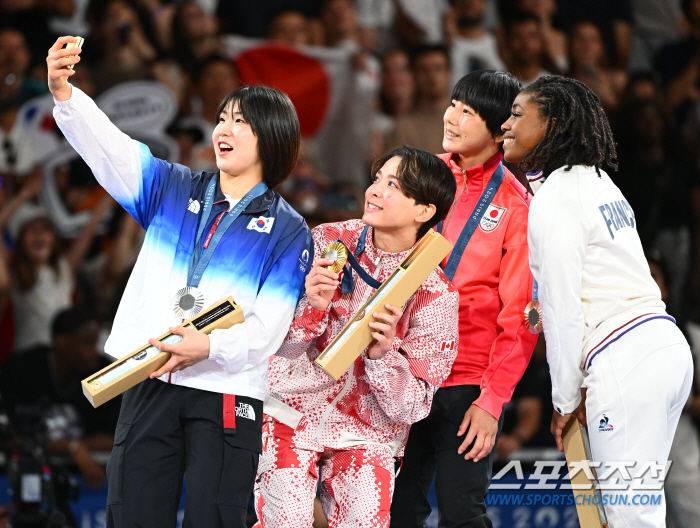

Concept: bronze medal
[[524, 300, 543, 334], [321, 241, 348, 274]]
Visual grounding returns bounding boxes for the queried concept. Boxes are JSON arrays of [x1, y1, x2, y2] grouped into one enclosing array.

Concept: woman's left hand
[[365, 304, 402, 360], [148, 325, 210, 378]]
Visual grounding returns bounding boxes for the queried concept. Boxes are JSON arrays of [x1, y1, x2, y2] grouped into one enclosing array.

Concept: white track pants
[[584, 318, 693, 528]]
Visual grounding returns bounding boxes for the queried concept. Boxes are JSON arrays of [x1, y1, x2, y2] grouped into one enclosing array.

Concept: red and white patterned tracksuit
[[254, 220, 459, 527]]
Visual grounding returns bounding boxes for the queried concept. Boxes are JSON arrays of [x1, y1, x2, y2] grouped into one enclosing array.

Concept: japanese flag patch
[[479, 204, 507, 232], [247, 216, 275, 234]]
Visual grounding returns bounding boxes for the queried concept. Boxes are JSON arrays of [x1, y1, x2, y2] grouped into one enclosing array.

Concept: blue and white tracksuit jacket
[[54, 85, 313, 400]]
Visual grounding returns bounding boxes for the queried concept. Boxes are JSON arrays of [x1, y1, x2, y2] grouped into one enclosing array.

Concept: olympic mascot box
[[82, 296, 244, 407], [314, 229, 452, 380]]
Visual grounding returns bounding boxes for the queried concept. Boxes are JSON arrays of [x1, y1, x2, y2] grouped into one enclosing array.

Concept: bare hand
[[72, 442, 106, 490], [46, 36, 82, 102], [305, 257, 340, 312], [457, 405, 499, 462], [366, 304, 402, 360], [550, 410, 573, 452], [149, 325, 210, 378], [495, 434, 521, 460]]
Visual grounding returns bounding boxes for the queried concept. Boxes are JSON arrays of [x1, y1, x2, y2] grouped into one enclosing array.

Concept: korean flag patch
[[479, 204, 507, 232], [247, 216, 275, 234]]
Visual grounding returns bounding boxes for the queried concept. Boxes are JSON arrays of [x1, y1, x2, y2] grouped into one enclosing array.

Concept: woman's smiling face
[[501, 92, 548, 165]]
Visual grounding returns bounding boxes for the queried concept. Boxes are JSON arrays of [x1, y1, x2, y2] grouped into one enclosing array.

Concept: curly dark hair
[[519, 76, 618, 177]]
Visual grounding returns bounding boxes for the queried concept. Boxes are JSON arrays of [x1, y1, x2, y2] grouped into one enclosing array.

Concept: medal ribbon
[[338, 225, 382, 293], [436, 162, 505, 281], [187, 176, 268, 288]]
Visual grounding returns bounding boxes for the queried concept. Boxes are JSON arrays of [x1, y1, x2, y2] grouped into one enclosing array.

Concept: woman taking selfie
[[47, 36, 312, 528]]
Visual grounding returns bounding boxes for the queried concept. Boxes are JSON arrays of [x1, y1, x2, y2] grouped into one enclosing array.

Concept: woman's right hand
[[46, 36, 83, 102], [305, 258, 340, 312]]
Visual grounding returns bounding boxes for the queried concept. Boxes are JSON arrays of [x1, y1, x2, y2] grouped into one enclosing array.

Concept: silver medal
[[173, 287, 205, 319]]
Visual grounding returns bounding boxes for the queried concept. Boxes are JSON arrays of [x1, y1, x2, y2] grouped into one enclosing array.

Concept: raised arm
[[48, 36, 178, 230]]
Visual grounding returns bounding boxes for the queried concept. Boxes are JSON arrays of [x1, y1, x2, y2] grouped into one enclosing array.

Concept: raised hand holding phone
[[46, 36, 83, 102]]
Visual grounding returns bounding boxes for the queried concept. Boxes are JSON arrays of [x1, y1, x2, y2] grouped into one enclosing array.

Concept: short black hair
[[52, 308, 97, 338], [371, 146, 456, 239], [216, 86, 301, 188], [519, 75, 618, 177], [410, 44, 450, 70], [451, 70, 522, 138]]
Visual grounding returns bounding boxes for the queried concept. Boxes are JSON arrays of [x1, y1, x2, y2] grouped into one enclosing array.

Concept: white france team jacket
[[528, 165, 668, 416], [264, 220, 459, 456]]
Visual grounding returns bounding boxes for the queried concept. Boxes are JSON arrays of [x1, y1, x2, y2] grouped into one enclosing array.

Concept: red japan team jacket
[[437, 151, 538, 420]]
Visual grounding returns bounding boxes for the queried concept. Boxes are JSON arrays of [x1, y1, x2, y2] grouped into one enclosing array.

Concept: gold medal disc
[[321, 242, 348, 274], [524, 300, 543, 334]]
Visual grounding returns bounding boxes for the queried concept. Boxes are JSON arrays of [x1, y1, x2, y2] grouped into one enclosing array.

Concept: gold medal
[[321, 241, 348, 274], [173, 287, 205, 319], [524, 300, 543, 334]]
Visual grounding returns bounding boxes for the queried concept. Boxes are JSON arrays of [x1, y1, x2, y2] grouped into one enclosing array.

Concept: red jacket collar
[[438, 151, 503, 189]]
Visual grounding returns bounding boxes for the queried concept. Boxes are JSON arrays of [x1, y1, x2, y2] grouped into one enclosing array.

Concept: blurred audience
[[568, 21, 627, 110], [89, 0, 157, 93], [386, 45, 451, 153], [170, 1, 221, 72], [629, 0, 683, 72], [0, 308, 120, 489], [446, 0, 506, 87], [552, 0, 633, 70], [516, 0, 568, 72], [615, 92, 700, 315], [268, 10, 316, 46], [501, 11, 552, 86]]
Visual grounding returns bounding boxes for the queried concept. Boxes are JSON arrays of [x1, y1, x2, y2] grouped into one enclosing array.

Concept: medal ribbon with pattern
[[174, 175, 268, 319]]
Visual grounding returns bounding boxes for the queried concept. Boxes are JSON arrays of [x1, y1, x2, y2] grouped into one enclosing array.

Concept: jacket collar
[[445, 151, 503, 189], [209, 172, 274, 215], [357, 223, 415, 266]]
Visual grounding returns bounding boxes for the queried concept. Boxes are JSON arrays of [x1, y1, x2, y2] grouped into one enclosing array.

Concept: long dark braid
[[519, 76, 618, 178]]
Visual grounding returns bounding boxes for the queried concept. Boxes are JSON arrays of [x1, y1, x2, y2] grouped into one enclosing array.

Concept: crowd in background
[[1, 0, 700, 525]]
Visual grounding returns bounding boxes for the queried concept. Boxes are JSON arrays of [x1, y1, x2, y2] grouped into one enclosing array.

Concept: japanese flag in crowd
[[222, 35, 377, 187]]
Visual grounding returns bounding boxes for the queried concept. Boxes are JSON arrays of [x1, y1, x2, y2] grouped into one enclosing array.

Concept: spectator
[[319, 0, 363, 49], [190, 55, 240, 126], [0, 30, 41, 192], [0, 29, 32, 104], [517, 0, 568, 72], [568, 21, 628, 110], [615, 96, 700, 315], [386, 45, 451, 154], [170, 1, 221, 72], [356, 0, 449, 52], [8, 194, 114, 352], [275, 140, 330, 220], [379, 49, 416, 120], [0, 0, 74, 62], [629, 0, 683, 72], [502, 12, 552, 86], [0, 308, 120, 490], [90, 0, 157, 93], [268, 10, 315, 46], [657, 0, 700, 113], [216, 0, 319, 39], [445, 0, 506, 87], [373, 49, 415, 159], [552, 0, 633, 70]]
